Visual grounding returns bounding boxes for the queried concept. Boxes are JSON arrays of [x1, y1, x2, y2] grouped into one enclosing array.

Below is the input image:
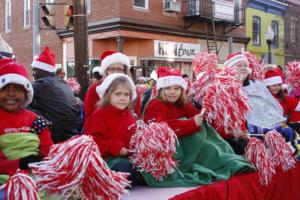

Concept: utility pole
[[73, 0, 89, 98]]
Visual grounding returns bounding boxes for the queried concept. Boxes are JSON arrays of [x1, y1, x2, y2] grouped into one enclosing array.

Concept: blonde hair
[[157, 88, 188, 108], [97, 77, 133, 108]]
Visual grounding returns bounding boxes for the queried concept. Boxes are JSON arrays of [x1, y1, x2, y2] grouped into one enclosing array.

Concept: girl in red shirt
[[84, 73, 145, 185], [264, 68, 300, 134], [0, 60, 53, 185], [142, 67, 254, 187]]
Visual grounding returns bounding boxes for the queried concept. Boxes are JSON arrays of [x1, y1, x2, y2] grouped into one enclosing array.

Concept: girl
[[264, 68, 300, 135], [142, 67, 254, 187], [84, 50, 141, 120], [84, 73, 145, 185], [0, 59, 53, 185]]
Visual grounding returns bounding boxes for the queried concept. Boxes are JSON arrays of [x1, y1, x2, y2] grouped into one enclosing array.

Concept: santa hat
[[156, 67, 187, 91], [224, 52, 252, 74], [263, 68, 284, 86], [0, 60, 33, 106], [31, 47, 56, 72], [0, 34, 14, 59], [99, 50, 131, 75], [96, 73, 137, 101]]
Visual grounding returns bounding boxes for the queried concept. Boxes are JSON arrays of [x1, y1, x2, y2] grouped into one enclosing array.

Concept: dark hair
[[93, 71, 102, 80], [182, 74, 189, 79], [273, 88, 286, 102], [56, 68, 64, 76], [242, 75, 250, 86]]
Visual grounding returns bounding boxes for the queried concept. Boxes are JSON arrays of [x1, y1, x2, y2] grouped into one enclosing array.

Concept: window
[[271, 20, 278, 48], [24, 0, 30, 27], [290, 17, 296, 43], [5, 0, 11, 32], [133, 0, 148, 9], [86, 0, 91, 14], [252, 16, 260, 45]]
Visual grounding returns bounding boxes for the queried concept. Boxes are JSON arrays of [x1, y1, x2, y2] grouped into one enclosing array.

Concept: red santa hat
[[96, 73, 137, 100], [263, 68, 284, 86], [224, 52, 252, 74], [31, 47, 56, 72], [99, 50, 131, 75], [156, 67, 187, 91], [0, 60, 33, 106]]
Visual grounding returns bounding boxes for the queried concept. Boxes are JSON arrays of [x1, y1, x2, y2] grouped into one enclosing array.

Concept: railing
[[182, 0, 244, 24]]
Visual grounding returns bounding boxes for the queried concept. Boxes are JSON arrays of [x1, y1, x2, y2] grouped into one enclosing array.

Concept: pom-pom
[[192, 52, 218, 77], [4, 170, 39, 200], [66, 77, 81, 94], [191, 67, 250, 136], [265, 130, 296, 171], [129, 120, 178, 181], [244, 52, 263, 80], [285, 61, 300, 91], [30, 135, 130, 200], [245, 137, 275, 185]]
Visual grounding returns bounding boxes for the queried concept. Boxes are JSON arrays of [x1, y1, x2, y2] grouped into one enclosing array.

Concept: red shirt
[[143, 99, 201, 137], [0, 108, 53, 174], [277, 95, 300, 122], [84, 80, 141, 120], [84, 105, 136, 158]]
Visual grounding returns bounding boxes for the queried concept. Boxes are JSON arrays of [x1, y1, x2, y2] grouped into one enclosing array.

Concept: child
[[0, 59, 53, 185], [84, 50, 141, 120], [142, 67, 254, 187], [264, 68, 300, 135], [84, 73, 145, 185]]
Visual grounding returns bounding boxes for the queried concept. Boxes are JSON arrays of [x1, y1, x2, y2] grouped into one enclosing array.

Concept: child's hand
[[119, 147, 129, 156], [194, 108, 206, 127]]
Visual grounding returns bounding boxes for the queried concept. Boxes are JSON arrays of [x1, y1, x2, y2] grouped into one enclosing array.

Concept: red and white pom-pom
[[193, 68, 250, 136], [285, 61, 300, 91], [244, 51, 263, 80], [192, 52, 218, 77], [4, 170, 39, 200], [245, 137, 275, 185], [265, 130, 295, 171], [66, 77, 81, 94], [129, 120, 178, 181], [30, 135, 130, 200]]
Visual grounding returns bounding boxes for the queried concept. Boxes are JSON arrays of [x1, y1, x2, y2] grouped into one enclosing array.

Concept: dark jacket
[[29, 75, 82, 143]]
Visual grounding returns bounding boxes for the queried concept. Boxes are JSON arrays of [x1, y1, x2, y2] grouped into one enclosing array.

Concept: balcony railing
[[182, 0, 245, 24]]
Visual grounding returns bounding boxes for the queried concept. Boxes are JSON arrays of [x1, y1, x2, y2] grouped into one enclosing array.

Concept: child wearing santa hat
[[84, 50, 141, 120], [141, 66, 254, 187], [264, 68, 300, 137], [0, 59, 53, 185], [84, 73, 145, 186]]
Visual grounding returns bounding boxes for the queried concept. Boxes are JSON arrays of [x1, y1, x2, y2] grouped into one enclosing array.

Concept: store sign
[[215, 0, 234, 21], [154, 40, 200, 59]]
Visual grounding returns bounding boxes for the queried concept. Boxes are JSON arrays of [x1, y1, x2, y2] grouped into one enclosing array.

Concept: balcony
[[182, 0, 245, 26]]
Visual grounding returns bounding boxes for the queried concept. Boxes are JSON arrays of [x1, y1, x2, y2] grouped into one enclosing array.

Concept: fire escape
[[182, 0, 245, 56]]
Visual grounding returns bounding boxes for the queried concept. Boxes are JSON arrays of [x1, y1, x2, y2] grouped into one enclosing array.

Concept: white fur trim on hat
[[263, 76, 283, 86], [157, 76, 187, 91], [0, 74, 34, 106], [99, 53, 131, 75], [96, 73, 137, 100], [31, 60, 56, 73], [224, 54, 249, 68], [92, 66, 100, 74]]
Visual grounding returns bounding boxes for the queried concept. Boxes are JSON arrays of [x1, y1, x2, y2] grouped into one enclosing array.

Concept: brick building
[[1, 0, 249, 79], [283, 0, 300, 64]]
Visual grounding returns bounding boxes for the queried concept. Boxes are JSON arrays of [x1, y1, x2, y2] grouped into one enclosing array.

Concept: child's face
[[0, 84, 27, 113], [268, 84, 282, 95], [109, 84, 131, 110], [163, 85, 182, 103]]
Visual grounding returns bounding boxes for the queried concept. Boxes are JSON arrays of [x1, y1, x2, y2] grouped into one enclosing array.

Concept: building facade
[[246, 0, 288, 67], [1, 0, 249, 79], [283, 0, 300, 64]]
